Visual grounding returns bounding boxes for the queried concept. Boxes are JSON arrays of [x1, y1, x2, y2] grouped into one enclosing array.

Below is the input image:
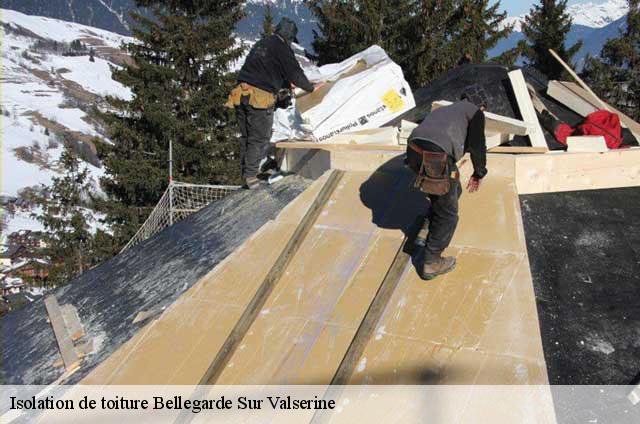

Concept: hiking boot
[[243, 176, 260, 190], [421, 256, 456, 280]]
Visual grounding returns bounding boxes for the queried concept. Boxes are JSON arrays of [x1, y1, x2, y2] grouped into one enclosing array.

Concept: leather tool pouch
[[225, 83, 276, 109], [414, 151, 451, 196]]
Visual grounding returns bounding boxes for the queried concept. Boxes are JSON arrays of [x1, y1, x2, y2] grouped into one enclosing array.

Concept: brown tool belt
[[225, 82, 276, 110], [409, 141, 460, 195]]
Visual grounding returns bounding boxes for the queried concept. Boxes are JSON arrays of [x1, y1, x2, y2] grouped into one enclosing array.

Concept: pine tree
[[261, 4, 275, 38], [309, 0, 512, 88], [308, 0, 372, 65], [33, 149, 96, 286], [405, 0, 458, 87], [451, 0, 512, 64], [519, 0, 582, 79], [583, 0, 640, 121], [99, 0, 245, 246]]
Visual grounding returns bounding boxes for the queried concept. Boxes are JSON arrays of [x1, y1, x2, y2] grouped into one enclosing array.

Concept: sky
[[495, 0, 608, 16]]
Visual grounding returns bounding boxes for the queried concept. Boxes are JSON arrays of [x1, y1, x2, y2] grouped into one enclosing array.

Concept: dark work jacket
[[408, 101, 488, 179], [237, 35, 314, 95]]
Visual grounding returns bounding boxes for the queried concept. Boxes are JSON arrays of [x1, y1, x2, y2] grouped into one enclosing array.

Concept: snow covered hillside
[[1, 8, 132, 241]]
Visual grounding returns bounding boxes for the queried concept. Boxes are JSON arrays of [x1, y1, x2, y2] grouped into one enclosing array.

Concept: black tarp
[[520, 187, 640, 385]]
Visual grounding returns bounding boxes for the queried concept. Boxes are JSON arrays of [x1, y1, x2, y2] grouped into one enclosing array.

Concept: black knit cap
[[275, 18, 299, 44], [460, 84, 489, 109]]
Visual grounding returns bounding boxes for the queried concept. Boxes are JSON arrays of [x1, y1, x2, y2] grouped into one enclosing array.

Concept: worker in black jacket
[[227, 18, 320, 189], [407, 94, 487, 280]]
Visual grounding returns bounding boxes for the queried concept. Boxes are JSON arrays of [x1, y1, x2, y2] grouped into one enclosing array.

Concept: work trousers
[[407, 140, 462, 258], [236, 96, 274, 179]]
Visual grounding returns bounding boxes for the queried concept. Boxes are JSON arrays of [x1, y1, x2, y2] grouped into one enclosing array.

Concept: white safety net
[[120, 181, 240, 252]]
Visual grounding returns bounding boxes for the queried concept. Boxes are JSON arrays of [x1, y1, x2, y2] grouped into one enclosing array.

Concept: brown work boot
[[421, 256, 456, 280]]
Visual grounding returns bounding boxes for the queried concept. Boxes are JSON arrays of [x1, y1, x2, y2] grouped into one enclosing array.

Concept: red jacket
[[554, 110, 623, 149]]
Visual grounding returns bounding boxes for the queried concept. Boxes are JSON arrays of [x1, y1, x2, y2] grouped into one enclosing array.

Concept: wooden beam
[[44, 296, 80, 372], [200, 170, 345, 385], [276, 141, 404, 152], [548, 49, 609, 110], [515, 148, 640, 194], [508, 69, 549, 149], [488, 146, 548, 154], [321, 127, 399, 146], [566, 136, 608, 153], [547, 80, 598, 117], [60, 304, 84, 341], [431, 100, 530, 136]]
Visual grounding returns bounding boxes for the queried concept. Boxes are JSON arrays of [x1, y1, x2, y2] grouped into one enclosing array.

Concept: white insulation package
[[271, 45, 415, 143]]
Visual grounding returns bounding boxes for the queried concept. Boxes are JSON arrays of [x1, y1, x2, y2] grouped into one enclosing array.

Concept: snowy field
[[1, 9, 133, 241]]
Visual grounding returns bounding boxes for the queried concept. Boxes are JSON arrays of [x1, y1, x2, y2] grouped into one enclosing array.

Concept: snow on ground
[[1, 8, 131, 48], [1, 8, 131, 240]]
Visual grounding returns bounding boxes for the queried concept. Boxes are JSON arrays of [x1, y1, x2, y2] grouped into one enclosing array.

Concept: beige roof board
[[82, 153, 549, 387]]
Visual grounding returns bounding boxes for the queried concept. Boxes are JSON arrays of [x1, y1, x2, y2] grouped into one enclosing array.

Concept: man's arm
[[278, 43, 315, 93], [467, 109, 487, 179], [465, 109, 487, 192]]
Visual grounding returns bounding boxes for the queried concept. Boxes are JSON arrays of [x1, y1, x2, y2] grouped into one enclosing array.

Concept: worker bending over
[[226, 18, 321, 189], [407, 96, 487, 280]]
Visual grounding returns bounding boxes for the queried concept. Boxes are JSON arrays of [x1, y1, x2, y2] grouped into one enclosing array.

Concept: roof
[[0, 175, 311, 385]]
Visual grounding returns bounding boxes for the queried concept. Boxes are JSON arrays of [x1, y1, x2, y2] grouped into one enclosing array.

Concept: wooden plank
[[548, 49, 609, 110], [547, 80, 598, 117], [44, 296, 80, 372], [515, 149, 640, 194], [322, 127, 399, 146], [488, 146, 548, 154], [60, 304, 84, 341], [200, 170, 345, 385], [566, 136, 608, 153], [276, 141, 404, 152], [432, 100, 530, 136], [508, 69, 548, 149]]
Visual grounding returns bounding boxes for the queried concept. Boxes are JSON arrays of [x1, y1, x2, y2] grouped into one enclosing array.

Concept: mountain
[[1, 8, 133, 241], [490, 0, 628, 69], [0, 0, 136, 35], [1, 0, 319, 50]]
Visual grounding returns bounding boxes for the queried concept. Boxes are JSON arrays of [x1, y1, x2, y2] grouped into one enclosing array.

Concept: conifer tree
[[583, 0, 640, 121], [33, 149, 96, 286], [309, 0, 512, 87], [99, 0, 245, 246], [519, 0, 582, 79], [308, 0, 369, 64], [405, 0, 458, 87], [261, 4, 275, 38], [451, 0, 512, 64]]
